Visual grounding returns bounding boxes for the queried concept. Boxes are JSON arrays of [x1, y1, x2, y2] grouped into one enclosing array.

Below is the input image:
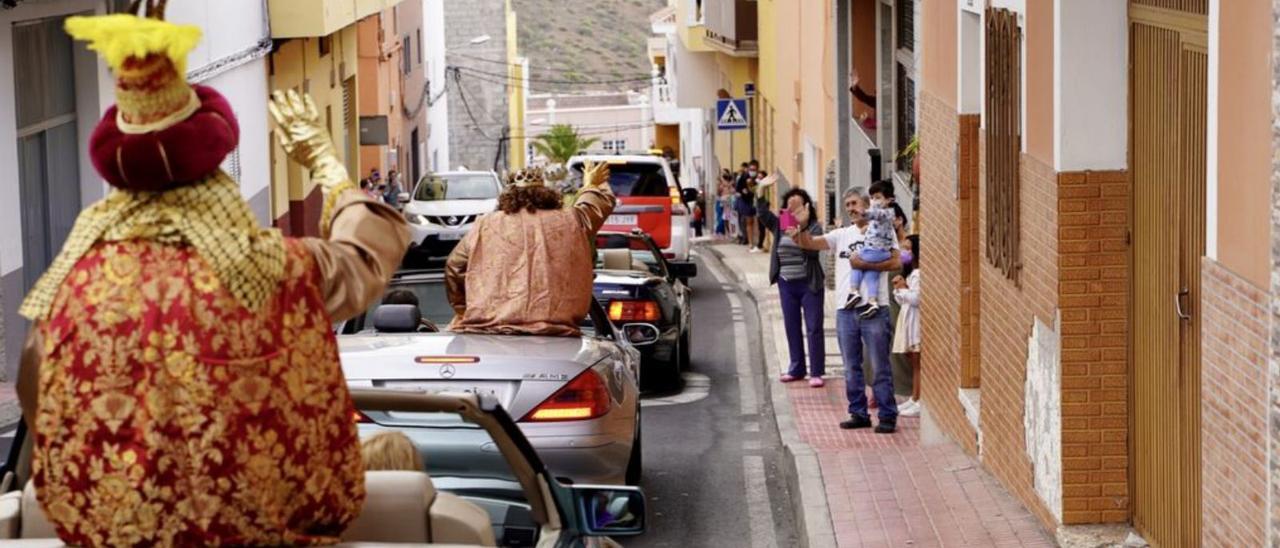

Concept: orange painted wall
[[357, 11, 404, 180], [850, 0, 878, 123], [920, 0, 956, 108], [799, 0, 836, 169], [1215, 0, 1272, 287], [1025, 0, 1053, 165]]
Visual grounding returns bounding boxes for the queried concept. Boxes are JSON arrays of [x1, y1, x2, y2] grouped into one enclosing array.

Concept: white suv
[[402, 171, 501, 262], [566, 154, 691, 262]]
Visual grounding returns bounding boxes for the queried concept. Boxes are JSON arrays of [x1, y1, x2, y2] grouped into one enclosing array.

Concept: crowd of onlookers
[[359, 167, 406, 208], [713, 162, 923, 431]]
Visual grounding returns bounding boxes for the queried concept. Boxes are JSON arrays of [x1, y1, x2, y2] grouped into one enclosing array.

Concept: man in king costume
[[14, 2, 410, 544]]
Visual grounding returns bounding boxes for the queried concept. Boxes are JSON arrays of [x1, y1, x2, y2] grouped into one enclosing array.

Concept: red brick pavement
[[789, 376, 1053, 547]]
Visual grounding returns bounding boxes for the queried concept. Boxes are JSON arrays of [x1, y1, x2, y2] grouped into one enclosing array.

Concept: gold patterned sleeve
[[301, 189, 411, 322], [572, 187, 617, 234], [444, 227, 475, 316]]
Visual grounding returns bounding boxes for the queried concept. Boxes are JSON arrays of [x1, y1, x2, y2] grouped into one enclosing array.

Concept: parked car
[[566, 154, 693, 262], [0, 390, 646, 547], [593, 230, 697, 391], [402, 170, 502, 264], [336, 270, 646, 486]]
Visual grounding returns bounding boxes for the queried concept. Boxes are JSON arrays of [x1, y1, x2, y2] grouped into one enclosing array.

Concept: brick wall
[[1057, 170, 1130, 524], [1200, 258, 1269, 547], [918, 92, 979, 455], [977, 149, 1059, 529]]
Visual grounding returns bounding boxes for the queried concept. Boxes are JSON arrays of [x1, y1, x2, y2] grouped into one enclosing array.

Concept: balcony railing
[[702, 0, 757, 56]]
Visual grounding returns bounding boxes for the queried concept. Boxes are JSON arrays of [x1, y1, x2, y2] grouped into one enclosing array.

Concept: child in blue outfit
[[843, 181, 899, 317]]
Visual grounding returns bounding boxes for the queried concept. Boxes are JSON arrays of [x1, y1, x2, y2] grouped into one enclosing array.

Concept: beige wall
[[850, 0, 878, 123], [920, 0, 956, 108], [799, 0, 835, 168], [1025, 0, 1053, 165], [1215, 0, 1272, 287], [358, 11, 404, 179]]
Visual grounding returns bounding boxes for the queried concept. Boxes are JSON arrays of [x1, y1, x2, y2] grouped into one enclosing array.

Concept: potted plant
[[897, 134, 920, 183]]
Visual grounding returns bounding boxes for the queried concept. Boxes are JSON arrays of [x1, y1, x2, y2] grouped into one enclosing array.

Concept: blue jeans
[[848, 247, 893, 300], [778, 278, 825, 378], [836, 307, 897, 422]]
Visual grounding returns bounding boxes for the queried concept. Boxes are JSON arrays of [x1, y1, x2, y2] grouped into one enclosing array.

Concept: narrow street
[[631, 252, 798, 548]]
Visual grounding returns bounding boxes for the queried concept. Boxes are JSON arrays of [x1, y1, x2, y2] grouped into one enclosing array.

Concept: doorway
[[13, 16, 82, 290], [1128, 2, 1207, 546]]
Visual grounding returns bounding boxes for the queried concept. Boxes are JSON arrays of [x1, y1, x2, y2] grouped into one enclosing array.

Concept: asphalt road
[[629, 252, 798, 548]]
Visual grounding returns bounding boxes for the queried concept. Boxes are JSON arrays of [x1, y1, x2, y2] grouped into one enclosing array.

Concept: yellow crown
[[506, 167, 547, 188]]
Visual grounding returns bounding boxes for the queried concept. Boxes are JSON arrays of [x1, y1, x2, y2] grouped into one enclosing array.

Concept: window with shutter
[[983, 7, 1022, 282]]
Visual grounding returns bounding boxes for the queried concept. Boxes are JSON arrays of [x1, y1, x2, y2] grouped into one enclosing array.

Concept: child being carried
[[844, 181, 898, 317]]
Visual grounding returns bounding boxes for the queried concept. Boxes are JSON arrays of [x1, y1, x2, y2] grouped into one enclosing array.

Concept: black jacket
[[755, 196, 825, 293]]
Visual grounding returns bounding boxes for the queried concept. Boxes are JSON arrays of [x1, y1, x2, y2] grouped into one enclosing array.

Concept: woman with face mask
[[892, 235, 922, 416]]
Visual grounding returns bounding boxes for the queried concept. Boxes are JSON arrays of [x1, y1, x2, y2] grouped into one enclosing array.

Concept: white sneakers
[[898, 399, 921, 417], [748, 246, 762, 253]]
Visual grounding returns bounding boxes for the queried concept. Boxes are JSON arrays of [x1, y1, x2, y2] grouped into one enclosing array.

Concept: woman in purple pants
[[755, 183, 827, 387]]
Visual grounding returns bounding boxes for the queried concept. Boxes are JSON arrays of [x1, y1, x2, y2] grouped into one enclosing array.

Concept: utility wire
[[451, 65, 655, 85], [452, 68, 648, 95], [448, 50, 654, 79]]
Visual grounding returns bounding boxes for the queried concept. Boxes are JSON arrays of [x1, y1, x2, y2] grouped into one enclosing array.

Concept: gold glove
[[269, 89, 354, 237], [582, 160, 610, 190]]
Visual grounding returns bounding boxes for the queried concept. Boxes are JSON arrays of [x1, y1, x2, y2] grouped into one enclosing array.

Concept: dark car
[[593, 230, 697, 391]]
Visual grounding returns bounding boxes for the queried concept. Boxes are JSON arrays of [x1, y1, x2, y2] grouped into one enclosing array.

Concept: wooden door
[[1129, 3, 1206, 546]]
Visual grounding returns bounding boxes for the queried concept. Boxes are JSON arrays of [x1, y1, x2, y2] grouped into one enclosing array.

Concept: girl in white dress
[[893, 235, 922, 416]]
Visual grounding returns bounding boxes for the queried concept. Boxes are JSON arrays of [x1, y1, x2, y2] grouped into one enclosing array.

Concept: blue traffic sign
[[716, 98, 749, 131]]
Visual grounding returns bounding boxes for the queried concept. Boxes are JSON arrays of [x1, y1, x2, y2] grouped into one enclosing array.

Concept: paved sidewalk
[[699, 241, 1054, 548]]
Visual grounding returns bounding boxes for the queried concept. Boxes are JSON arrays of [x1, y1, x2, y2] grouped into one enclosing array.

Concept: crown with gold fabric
[[66, 0, 239, 192], [506, 167, 548, 188]]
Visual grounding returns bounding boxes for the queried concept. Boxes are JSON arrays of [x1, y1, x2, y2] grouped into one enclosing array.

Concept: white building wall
[[424, 0, 450, 173], [1052, 0, 1127, 173]]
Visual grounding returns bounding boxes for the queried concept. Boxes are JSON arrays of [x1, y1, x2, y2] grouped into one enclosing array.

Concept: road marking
[[743, 421, 760, 433], [734, 317, 757, 416], [640, 373, 712, 407], [743, 455, 780, 548], [727, 293, 742, 309]]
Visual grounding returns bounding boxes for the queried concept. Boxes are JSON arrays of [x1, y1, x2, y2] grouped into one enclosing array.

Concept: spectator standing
[[788, 188, 901, 433], [736, 161, 761, 252], [384, 169, 403, 207], [893, 235, 922, 416], [755, 178, 826, 387]]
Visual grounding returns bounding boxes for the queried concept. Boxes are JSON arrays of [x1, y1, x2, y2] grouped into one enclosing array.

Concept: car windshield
[[414, 174, 499, 201], [571, 162, 668, 197], [595, 234, 666, 277], [357, 414, 525, 496]]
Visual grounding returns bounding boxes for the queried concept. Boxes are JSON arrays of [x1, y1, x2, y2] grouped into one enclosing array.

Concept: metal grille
[[895, 65, 915, 173], [221, 147, 242, 181], [1131, 0, 1207, 15], [896, 0, 914, 51], [983, 7, 1020, 282]]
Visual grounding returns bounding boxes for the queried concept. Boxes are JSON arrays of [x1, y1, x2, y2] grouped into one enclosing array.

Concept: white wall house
[[423, 0, 449, 174], [0, 0, 272, 383]]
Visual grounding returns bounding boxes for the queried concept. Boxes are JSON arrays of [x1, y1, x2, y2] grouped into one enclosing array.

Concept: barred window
[[896, 0, 914, 52], [984, 7, 1021, 282]]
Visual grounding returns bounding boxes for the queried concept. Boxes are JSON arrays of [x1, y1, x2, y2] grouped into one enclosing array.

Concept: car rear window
[[414, 174, 499, 201], [572, 162, 668, 197]]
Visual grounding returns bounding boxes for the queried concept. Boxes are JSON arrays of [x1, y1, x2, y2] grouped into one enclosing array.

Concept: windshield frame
[[412, 173, 501, 201]]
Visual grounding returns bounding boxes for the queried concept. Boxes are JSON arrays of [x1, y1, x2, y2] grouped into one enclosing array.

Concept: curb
[[698, 243, 837, 548]]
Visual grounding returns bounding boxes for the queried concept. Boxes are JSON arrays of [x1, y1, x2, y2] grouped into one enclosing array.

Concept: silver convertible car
[[336, 270, 646, 486]]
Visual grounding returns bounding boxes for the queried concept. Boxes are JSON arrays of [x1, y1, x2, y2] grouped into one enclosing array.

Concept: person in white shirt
[[786, 188, 901, 433]]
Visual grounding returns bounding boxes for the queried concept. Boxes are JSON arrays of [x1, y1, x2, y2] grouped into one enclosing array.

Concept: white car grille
[[426, 215, 477, 227]]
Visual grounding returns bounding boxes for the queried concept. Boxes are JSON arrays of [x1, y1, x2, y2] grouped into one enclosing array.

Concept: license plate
[[384, 381, 511, 403], [438, 232, 464, 241], [606, 214, 638, 225]]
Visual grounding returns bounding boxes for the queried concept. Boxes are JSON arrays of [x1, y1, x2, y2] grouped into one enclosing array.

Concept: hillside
[[513, 0, 667, 94]]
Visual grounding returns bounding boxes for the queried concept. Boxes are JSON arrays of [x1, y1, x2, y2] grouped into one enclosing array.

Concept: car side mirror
[[622, 323, 659, 346], [668, 261, 697, 280], [680, 187, 699, 203], [397, 192, 411, 204], [573, 486, 646, 537]]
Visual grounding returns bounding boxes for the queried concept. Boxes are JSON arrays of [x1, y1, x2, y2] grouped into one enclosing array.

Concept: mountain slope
[[513, 0, 667, 93]]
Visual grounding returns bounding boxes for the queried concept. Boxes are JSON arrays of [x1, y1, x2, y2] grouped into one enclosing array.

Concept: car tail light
[[668, 186, 681, 206], [608, 300, 661, 322], [521, 369, 611, 422]]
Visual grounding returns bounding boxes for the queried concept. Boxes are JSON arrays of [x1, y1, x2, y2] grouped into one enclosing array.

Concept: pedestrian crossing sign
[[716, 98, 749, 131]]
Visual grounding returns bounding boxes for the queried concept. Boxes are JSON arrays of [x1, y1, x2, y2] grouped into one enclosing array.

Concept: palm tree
[[532, 124, 599, 164]]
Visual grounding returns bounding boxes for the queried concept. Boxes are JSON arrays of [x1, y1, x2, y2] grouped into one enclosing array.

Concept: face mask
[[900, 250, 914, 266]]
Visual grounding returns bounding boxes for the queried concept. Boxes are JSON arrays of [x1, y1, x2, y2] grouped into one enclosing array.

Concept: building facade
[[0, 0, 273, 384], [396, 0, 428, 186], [356, 6, 406, 184], [917, 0, 1278, 545], [525, 92, 652, 165], [442, 0, 508, 172], [422, 0, 449, 174]]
